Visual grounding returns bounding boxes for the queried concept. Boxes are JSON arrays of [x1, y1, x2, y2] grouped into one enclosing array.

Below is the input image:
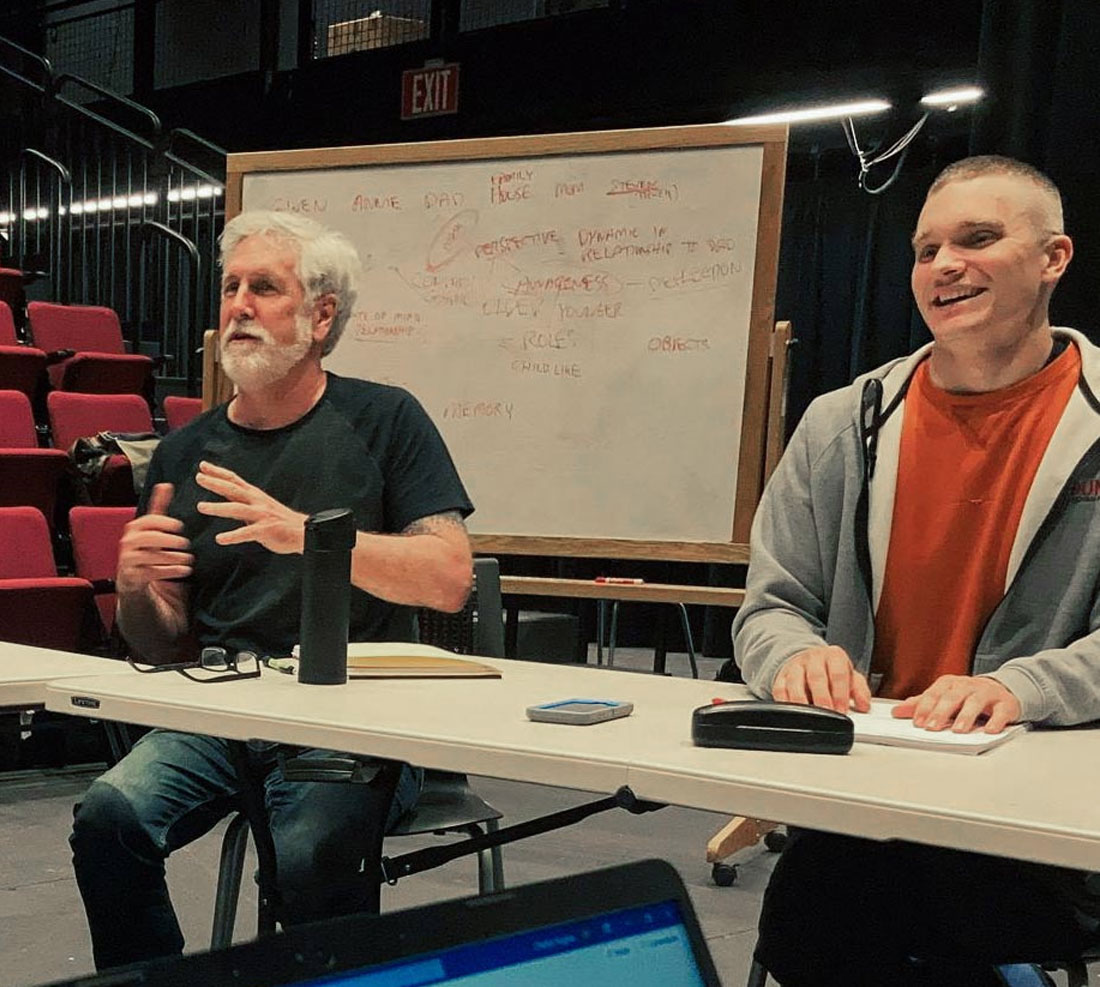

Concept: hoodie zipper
[[854, 372, 912, 613], [854, 382, 878, 611]]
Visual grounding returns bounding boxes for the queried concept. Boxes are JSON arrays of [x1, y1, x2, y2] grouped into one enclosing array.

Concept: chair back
[[47, 391, 154, 451], [0, 393, 71, 529], [0, 390, 39, 446], [0, 304, 47, 401], [163, 395, 203, 430], [0, 301, 18, 345], [28, 301, 126, 355], [417, 558, 505, 658], [70, 506, 135, 635], [0, 505, 97, 650], [0, 269, 26, 326], [0, 506, 57, 577]]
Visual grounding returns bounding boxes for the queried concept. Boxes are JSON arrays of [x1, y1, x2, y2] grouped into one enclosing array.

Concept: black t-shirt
[[140, 373, 474, 657]]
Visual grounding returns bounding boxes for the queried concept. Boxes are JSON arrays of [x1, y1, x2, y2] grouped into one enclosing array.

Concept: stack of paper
[[850, 700, 1027, 755], [345, 642, 501, 679]]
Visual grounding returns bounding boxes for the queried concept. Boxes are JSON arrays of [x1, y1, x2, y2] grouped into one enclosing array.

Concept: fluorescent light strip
[[0, 184, 223, 223], [729, 99, 891, 126], [168, 184, 222, 203], [921, 86, 984, 107]]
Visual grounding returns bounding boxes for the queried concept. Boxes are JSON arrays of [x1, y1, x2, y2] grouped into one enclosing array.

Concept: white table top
[[42, 655, 1100, 871], [0, 643, 131, 709]]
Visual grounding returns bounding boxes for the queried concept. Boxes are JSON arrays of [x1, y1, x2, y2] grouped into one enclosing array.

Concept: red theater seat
[[0, 506, 95, 651], [69, 506, 135, 639], [0, 390, 70, 532], [47, 392, 154, 506], [28, 301, 154, 397], [163, 395, 203, 430], [0, 301, 47, 403]]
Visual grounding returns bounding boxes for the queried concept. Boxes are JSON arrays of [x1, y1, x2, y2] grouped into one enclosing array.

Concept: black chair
[[598, 598, 699, 678], [389, 556, 506, 894], [209, 557, 506, 949]]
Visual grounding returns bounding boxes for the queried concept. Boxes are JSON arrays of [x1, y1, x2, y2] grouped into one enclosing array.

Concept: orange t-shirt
[[871, 343, 1080, 699]]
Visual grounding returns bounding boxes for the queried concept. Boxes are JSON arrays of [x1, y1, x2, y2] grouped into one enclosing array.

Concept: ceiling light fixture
[[728, 99, 891, 126], [920, 86, 984, 110]]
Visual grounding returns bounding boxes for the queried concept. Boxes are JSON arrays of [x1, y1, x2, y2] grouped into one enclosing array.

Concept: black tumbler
[[298, 507, 356, 685]]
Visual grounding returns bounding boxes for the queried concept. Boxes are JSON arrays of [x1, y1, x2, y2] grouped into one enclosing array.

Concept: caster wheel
[[711, 861, 738, 887], [764, 830, 788, 853]]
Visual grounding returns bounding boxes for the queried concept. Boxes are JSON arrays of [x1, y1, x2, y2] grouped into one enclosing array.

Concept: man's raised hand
[[195, 461, 308, 555], [116, 483, 193, 595]]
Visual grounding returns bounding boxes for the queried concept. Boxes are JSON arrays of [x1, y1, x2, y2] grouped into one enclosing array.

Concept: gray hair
[[219, 210, 360, 356]]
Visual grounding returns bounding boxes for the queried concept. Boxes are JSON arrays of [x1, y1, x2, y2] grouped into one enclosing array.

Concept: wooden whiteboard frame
[[224, 123, 788, 564]]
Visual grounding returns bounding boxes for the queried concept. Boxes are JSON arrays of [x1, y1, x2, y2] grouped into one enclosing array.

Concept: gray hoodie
[[734, 327, 1100, 726]]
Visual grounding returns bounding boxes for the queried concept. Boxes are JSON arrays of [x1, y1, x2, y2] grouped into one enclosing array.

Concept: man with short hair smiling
[[70, 211, 474, 971], [735, 157, 1100, 984]]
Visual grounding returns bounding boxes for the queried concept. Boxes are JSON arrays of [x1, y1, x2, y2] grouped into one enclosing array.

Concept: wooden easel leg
[[706, 816, 779, 862], [706, 815, 784, 886]]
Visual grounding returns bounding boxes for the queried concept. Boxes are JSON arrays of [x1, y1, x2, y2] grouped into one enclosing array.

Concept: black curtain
[[971, 0, 1100, 338], [775, 154, 934, 434]]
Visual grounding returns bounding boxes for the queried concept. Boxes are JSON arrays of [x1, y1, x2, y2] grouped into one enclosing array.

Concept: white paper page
[[290, 642, 464, 660], [850, 700, 1027, 754], [346, 642, 464, 660]]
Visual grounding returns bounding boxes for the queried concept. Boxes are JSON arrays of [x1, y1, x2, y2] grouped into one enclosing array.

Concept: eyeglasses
[[127, 647, 262, 683]]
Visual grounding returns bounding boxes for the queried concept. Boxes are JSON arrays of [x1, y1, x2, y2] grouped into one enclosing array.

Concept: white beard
[[220, 314, 315, 390]]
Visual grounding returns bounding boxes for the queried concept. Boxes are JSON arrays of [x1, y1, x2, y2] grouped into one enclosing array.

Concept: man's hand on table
[[195, 461, 308, 554], [892, 675, 1022, 734], [772, 650, 1022, 734], [771, 646, 872, 715]]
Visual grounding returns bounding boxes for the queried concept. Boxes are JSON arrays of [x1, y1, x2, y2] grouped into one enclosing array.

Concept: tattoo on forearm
[[401, 511, 467, 537]]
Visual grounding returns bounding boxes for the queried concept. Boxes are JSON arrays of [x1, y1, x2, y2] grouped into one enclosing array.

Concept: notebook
[[851, 699, 1027, 755], [46, 859, 720, 987], [347, 642, 501, 678], [280, 643, 502, 679]]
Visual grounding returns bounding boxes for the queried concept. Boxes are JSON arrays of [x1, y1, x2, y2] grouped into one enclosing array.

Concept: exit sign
[[401, 62, 460, 120]]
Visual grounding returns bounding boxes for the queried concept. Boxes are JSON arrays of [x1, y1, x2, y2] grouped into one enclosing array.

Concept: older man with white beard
[[69, 211, 475, 972]]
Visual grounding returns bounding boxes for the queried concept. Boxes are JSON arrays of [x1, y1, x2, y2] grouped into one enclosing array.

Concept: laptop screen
[[300, 898, 705, 987], [42, 860, 720, 987]]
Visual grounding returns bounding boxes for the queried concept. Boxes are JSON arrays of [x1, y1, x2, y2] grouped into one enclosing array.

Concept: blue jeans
[[70, 730, 422, 971]]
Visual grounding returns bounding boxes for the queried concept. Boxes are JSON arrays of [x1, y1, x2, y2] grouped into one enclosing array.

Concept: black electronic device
[[40, 859, 720, 987], [692, 700, 854, 754]]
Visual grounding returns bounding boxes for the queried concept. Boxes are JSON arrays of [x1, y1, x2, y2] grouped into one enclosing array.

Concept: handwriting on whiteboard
[[242, 139, 767, 544]]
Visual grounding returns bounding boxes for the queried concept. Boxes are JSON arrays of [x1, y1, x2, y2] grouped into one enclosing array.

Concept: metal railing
[[0, 33, 226, 396], [17, 148, 71, 303]]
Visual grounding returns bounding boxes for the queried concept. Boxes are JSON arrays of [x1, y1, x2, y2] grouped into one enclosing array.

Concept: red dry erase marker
[[595, 577, 644, 584]]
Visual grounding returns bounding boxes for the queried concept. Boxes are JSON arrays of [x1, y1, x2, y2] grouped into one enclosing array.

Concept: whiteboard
[[230, 125, 787, 560]]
